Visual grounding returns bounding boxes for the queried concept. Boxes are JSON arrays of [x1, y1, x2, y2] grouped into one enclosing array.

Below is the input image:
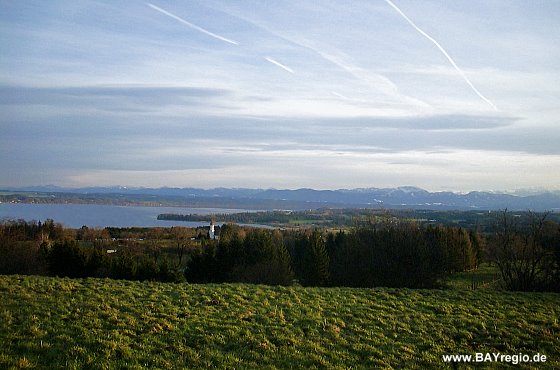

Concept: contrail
[[264, 57, 295, 73], [210, 7, 430, 108], [331, 91, 354, 101], [384, 0, 497, 110], [147, 3, 239, 45]]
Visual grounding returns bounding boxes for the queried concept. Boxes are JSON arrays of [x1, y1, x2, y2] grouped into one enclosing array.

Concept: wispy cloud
[[147, 3, 239, 45], [205, 5, 430, 110], [309, 47, 430, 108], [264, 57, 295, 74], [2, 1, 557, 191], [384, 0, 497, 111]]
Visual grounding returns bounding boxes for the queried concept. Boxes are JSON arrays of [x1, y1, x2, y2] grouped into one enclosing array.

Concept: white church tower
[[209, 219, 215, 240]]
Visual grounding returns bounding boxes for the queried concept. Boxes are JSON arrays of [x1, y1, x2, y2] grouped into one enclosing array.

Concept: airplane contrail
[[147, 3, 239, 45], [211, 7, 430, 108], [331, 91, 350, 100], [384, 0, 497, 111], [264, 57, 295, 73]]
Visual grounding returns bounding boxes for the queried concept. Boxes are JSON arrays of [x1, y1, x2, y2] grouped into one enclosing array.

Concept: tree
[[184, 241, 218, 283], [47, 240, 88, 278], [298, 230, 329, 286], [489, 210, 558, 291], [452, 228, 476, 271], [110, 250, 136, 280], [469, 229, 486, 268]]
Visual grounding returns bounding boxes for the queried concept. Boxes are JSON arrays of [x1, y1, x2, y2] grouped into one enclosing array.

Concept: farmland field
[[1, 275, 558, 369]]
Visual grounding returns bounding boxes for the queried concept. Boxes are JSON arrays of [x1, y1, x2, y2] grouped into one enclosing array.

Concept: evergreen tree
[[303, 230, 330, 286], [47, 240, 88, 278]]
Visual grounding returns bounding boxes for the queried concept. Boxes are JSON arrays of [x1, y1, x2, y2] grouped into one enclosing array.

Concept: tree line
[[185, 221, 482, 288], [0, 220, 190, 282], [1, 211, 558, 291]]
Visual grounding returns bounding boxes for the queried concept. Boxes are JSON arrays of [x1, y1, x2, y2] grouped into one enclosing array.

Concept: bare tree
[[489, 210, 552, 291]]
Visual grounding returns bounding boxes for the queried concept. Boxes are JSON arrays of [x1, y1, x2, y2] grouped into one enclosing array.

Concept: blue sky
[[1, 0, 559, 191]]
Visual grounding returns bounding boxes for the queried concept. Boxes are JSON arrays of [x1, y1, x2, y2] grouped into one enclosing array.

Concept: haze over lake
[[0, 203, 251, 228]]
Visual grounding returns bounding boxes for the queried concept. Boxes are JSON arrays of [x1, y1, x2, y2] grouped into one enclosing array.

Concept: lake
[[0, 203, 254, 228]]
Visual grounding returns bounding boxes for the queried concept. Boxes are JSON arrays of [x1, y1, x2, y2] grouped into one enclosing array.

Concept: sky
[[1, 0, 559, 192]]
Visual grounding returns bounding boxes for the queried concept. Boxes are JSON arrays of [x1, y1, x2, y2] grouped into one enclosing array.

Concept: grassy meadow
[[1, 274, 559, 369]]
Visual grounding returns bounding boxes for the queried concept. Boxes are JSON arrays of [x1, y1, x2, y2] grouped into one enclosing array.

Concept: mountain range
[[3, 186, 560, 211]]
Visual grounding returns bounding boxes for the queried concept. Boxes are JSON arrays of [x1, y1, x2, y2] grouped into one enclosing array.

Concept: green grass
[[1, 275, 558, 369], [446, 264, 503, 291]]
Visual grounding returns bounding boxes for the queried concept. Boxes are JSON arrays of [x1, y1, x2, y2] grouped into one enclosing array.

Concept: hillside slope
[[1, 275, 558, 369]]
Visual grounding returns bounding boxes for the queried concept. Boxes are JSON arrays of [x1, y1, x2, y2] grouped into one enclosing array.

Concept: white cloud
[[58, 147, 560, 192]]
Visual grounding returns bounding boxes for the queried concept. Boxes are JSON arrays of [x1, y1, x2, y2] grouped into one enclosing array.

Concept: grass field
[[1, 275, 558, 369], [445, 264, 503, 291]]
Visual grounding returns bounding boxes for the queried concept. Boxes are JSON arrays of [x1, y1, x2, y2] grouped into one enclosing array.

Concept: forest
[[1, 211, 559, 291]]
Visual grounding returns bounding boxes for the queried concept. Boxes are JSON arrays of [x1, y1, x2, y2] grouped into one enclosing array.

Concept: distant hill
[[2, 186, 560, 211]]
